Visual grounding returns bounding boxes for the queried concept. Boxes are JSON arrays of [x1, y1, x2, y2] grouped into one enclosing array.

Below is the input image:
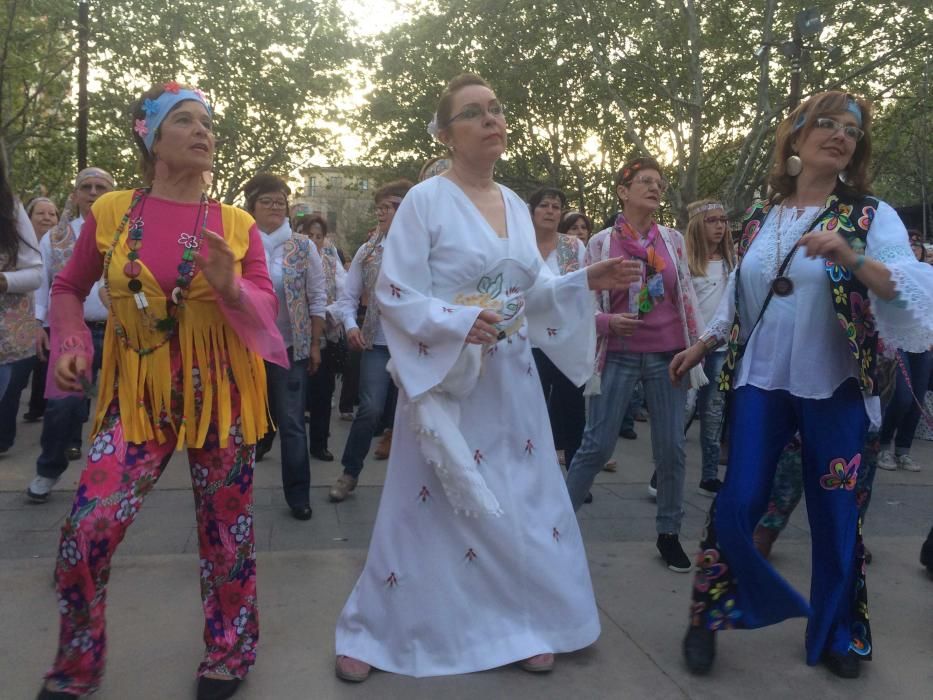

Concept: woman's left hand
[[194, 230, 239, 303], [799, 230, 858, 268], [586, 257, 643, 291]]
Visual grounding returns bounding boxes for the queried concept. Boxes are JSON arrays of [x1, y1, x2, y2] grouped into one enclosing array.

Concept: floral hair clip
[[134, 119, 149, 137], [143, 98, 160, 116], [163, 80, 181, 94]]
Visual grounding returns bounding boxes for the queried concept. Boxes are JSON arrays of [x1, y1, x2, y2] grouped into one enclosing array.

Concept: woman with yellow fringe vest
[[35, 83, 287, 700]]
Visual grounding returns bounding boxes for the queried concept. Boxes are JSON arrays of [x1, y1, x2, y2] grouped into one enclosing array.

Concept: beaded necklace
[[102, 188, 209, 356]]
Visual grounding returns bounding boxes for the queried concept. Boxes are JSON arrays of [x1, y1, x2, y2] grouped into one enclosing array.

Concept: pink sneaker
[[335, 655, 371, 682], [519, 653, 555, 673]]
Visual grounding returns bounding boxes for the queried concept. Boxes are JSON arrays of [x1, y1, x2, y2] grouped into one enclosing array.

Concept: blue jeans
[[340, 344, 392, 478], [566, 351, 687, 534], [696, 352, 726, 481], [0, 356, 36, 449], [879, 349, 933, 455], [36, 324, 105, 479], [620, 380, 644, 433], [266, 347, 311, 509]]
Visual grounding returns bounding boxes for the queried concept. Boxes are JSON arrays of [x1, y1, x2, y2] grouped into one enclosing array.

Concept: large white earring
[[785, 155, 803, 177]]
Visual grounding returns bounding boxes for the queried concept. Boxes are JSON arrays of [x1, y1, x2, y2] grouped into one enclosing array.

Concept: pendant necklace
[[771, 203, 806, 297]]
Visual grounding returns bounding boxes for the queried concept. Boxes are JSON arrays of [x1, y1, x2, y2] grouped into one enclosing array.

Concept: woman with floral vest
[[671, 91, 933, 680], [528, 187, 588, 471], [329, 179, 413, 502], [244, 173, 326, 522]]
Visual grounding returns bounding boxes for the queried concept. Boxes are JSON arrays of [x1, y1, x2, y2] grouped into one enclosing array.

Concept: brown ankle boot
[[374, 429, 392, 460]]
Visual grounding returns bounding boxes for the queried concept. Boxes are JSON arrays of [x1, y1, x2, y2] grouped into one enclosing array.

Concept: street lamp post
[[77, 0, 89, 171]]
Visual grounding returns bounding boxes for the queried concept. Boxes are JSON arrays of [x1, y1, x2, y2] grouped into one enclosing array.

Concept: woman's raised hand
[[194, 230, 239, 304]]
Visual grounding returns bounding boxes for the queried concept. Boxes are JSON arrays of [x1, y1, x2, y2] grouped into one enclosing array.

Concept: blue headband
[[793, 97, 863, 132], [134, 84, 212, 153]]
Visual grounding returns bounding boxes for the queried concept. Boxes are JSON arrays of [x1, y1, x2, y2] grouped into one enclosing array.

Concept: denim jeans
[[0, 356, 36, 449], [266, 347, 311, 509], [36, 324, 105, 479], [620, 380, 644, 434], [880, 349, 933, 455], [566, 351, 687, 534], [696, 351, 726, 481], [340, 344, 392, 478]]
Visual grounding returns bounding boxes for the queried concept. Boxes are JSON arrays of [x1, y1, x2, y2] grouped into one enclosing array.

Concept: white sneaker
[[26, 475, 59, 502], [897, 454, 921, 472], [877, 450, 897, 471]]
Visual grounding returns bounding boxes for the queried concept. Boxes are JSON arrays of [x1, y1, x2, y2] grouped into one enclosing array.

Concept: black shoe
[[36, 685, 80, 699], [921, 526, 933, 574], [698, 478, 722, 497], [821, 650, 860, 679], [23, 411, 43, 422], [291, 505, 313, 521], [620, 428, 637, 440], [583, 491, 593, 504], [657, 533, 692, 572], [197, 676, 241, 700], [648, 471, 657, 498], [683, 625, 716, 675], [310, 447, 334, 462], [65, 447, 81, 462]]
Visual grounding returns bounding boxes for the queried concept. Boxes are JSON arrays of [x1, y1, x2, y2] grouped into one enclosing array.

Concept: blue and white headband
[[134, 82, 212, 153], [793, 97, 863, 132]]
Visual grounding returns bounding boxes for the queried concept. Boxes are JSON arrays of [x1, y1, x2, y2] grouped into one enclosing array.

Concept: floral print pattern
[[44, 355, 258, 696], [720, 194, 881, 396]]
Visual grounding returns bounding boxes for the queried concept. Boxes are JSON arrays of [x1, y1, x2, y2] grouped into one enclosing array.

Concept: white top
[[2, 201, 42, 293], [36, 216, 108, 323], [334, 241, 386, 346], [693, 258, 729, 333], [336, 176, 600, 677], [703, 200, 933, 424]]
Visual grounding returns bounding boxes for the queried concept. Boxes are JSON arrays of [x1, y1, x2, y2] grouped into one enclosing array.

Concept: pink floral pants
[[45, 363, 258, 695]]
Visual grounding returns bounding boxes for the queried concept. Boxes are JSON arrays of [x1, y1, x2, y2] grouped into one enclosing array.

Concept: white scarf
[[260, 220, 292, 266], [387, 346, 503, 518]]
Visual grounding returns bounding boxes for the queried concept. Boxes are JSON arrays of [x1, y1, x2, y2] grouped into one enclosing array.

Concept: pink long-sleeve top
[[49, 196, 288, 397], [594, 230, 684, 353]]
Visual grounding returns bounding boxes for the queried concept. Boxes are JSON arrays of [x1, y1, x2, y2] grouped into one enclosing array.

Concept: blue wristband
[[852, 254, 865, 271]]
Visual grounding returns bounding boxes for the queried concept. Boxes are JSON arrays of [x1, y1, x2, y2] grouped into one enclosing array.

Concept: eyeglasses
[[814, 117, 864, 142], [630, 175, 668, 192], [704, 216, 729, 225], [257, 197, 288, 209], [445, 102, 506, 126]]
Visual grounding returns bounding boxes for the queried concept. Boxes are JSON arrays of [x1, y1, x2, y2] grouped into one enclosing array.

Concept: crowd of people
[[0, 75, 931, 700]]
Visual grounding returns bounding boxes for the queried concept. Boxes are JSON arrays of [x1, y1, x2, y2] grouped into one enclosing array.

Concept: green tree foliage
[[3, 0, 358, 205], [0, 0, 76, 201], [360, 0, 931, 226]]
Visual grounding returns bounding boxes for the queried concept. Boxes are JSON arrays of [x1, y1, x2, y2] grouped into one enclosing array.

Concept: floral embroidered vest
[[720, 193, 880, 395], [358, 233, 385, 349], [48, 217, 77, 279], [555, 233, 582, 275], [281, 233, 316, 361]]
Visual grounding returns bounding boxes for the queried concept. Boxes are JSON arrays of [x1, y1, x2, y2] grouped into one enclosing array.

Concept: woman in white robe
[[334, 73, 641, 680]]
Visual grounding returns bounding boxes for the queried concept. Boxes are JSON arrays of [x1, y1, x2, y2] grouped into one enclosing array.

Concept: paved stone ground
[[1, 393, 931, 699]]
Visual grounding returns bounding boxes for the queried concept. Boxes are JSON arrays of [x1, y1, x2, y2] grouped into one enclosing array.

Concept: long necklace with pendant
[[771, 204, 805, 297]]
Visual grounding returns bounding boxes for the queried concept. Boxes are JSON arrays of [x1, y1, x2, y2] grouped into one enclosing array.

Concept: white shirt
[[2, 202, 42, 293], [693, 259, 729, 351], [703, 200, 933, 425], [35, 216, 109, 324]]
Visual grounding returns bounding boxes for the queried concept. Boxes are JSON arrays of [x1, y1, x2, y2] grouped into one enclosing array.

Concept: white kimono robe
[[335, 176, 601, 677]]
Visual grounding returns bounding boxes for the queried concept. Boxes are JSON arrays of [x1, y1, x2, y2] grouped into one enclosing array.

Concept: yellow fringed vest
[[92, 190, 269, 449]]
